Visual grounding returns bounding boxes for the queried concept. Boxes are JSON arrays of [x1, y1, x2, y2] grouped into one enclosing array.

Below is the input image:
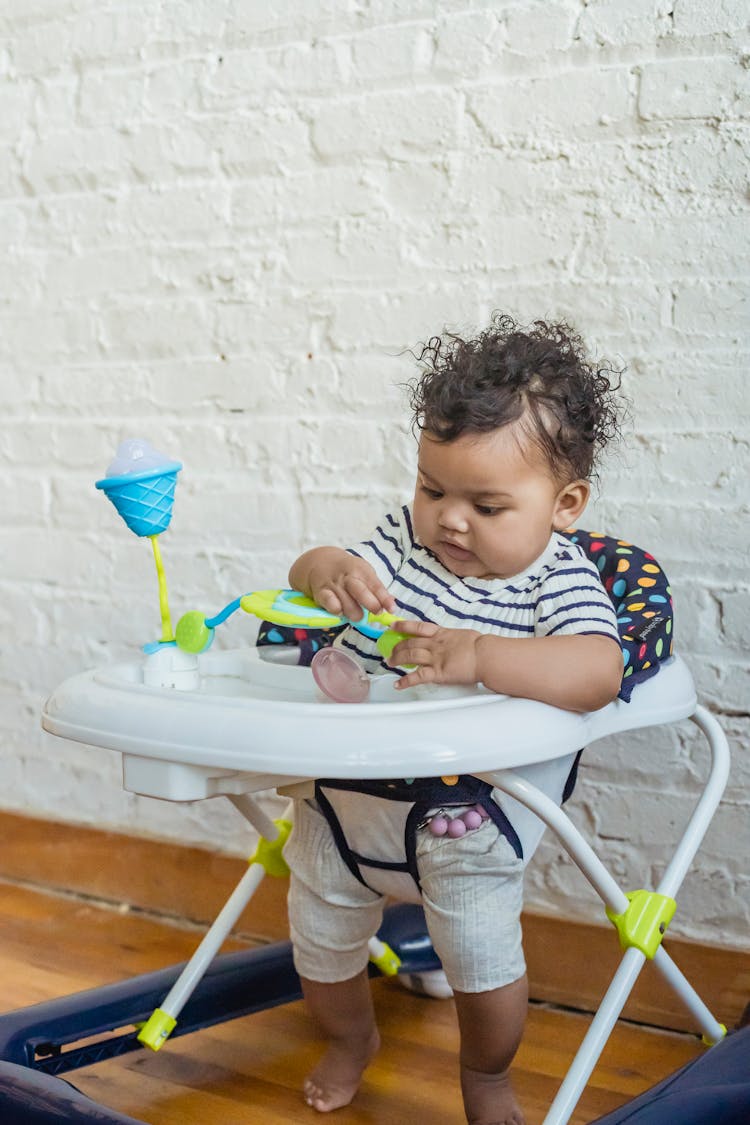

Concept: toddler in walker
[[285, 314, 624, 1124]]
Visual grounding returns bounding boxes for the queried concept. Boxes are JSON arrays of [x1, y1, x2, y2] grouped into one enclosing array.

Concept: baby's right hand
[[307, 551, 396, 623]]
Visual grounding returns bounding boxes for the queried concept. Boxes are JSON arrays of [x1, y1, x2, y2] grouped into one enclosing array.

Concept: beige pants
[[284, 795, 526, 993]]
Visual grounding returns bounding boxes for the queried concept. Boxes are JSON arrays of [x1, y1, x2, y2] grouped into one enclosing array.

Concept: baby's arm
[[389, 624, 622, 713], [289, 547, 397, 622]]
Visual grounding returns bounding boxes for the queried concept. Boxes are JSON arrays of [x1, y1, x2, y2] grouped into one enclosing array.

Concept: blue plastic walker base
[[0, 904, 438, 1125]]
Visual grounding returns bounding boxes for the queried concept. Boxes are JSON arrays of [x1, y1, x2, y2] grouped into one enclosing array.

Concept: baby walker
[[0, 441, 732, 1125]]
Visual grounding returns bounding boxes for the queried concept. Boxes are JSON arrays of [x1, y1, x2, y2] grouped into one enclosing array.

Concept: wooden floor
[[0, 879, 708, 1125]]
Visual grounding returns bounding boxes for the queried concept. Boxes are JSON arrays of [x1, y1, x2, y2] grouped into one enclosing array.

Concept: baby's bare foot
[[461, 1064, 525, 1125], [303, 1028, 380, 1112]]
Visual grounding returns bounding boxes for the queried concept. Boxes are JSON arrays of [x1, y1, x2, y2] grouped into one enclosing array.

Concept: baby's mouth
[[439, 540, 474, 563]]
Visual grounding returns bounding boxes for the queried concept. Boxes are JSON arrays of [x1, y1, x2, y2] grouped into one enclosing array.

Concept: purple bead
[[447, 817, 467, 838], [463, 809, 483, 830], [429, 816, 449, 837]]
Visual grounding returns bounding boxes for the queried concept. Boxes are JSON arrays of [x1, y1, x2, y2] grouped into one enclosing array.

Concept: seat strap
[[314, 776, 524, 895]]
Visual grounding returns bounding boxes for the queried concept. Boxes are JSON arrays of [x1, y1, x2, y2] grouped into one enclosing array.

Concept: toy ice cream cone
[[96, 440, 183, 645], [95, 462, 182, 537]]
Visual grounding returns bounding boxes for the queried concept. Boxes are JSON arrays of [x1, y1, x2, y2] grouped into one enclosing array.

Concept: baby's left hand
[[387, 620, 482, 690]]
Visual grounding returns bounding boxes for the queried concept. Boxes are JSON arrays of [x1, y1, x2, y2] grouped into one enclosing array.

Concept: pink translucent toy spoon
[[311, 647, 370, 704]]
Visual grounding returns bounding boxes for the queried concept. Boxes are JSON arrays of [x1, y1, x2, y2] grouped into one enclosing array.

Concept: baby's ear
[[552, 479, 590, 529]]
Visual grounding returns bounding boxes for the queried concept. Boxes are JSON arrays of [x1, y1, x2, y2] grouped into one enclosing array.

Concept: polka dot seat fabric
[[563, 529, 674, 702], [256, 620, 345, 665], [257, 530, 674, 704]]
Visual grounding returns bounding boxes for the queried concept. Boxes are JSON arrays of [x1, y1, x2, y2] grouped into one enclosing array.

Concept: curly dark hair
[[408, 313, 623, 481]]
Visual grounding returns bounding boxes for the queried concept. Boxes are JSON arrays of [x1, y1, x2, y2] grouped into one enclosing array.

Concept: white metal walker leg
[[137, 795, 294, 1050], [493, 703, 730, 1125], [136, 791, 400, 1051]]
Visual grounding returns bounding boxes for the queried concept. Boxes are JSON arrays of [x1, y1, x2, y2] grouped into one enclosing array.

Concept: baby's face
[[412, 426, 580, 581]]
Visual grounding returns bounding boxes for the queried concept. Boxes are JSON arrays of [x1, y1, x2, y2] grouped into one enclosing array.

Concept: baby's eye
[[421, 485, 443, 500], [475, 504, 504, 516]]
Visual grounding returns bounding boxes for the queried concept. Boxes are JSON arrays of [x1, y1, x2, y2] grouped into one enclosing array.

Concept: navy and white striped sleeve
[[534, 555, 620, 643], [346, 508, 408, 589]]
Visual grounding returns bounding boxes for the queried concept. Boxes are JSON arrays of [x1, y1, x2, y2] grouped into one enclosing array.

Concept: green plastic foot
[[702, 1024, 727, 1047], [137, 1007, 177, 1051]]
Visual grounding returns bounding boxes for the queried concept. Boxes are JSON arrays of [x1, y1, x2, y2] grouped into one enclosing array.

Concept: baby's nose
[[438, 501, 469, 531]]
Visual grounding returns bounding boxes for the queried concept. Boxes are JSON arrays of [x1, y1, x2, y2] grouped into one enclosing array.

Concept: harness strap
[[314, 776, 524, 895]]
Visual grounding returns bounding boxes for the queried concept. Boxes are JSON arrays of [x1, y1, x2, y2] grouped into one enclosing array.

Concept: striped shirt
[[339, 504, 620, 673]]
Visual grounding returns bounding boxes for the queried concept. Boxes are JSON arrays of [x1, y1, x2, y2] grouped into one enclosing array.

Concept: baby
[[285, 314, 624, 1124]]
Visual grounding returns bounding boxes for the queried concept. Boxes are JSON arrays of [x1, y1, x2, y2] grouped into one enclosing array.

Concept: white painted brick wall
[[1, 0, 748, 948]]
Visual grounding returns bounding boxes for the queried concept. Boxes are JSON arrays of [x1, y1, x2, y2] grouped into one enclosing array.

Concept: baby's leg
[[416, 812, 528, 1123], [454, 975, 528, 1125], [284, 797, 386, 1113], [300, 970, 380, 1112]]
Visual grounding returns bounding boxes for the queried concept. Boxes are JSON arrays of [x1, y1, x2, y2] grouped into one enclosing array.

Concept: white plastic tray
[[41, 649, 696, 801]]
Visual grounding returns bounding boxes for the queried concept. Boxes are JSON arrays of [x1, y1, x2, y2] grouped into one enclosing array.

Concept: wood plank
[[523, 910, 750, 1034], [1, 810, 746, 1031], [0, 882, 247, 1011], [0, 810, 290, 943], [0, 881, 710, 1125]]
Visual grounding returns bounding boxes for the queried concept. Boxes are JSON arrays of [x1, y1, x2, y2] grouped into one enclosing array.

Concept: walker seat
[[10, 455, 731, 1125], [31, 542, 731, 1125]]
